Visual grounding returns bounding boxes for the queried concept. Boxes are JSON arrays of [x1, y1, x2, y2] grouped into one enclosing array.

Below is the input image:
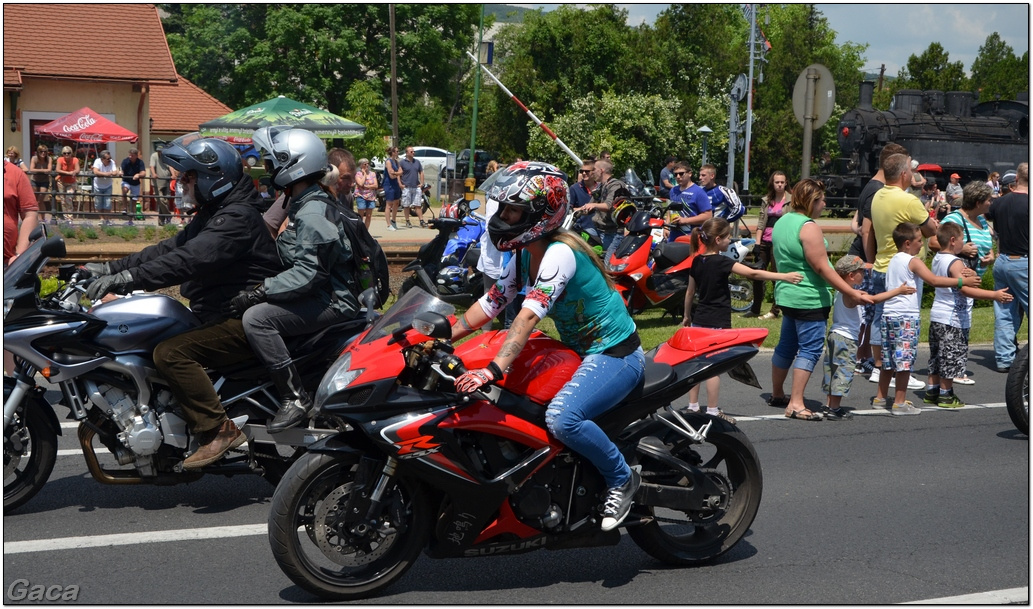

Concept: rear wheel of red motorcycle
[[628, 425, 762, 565], [267, 452, 432, 601]]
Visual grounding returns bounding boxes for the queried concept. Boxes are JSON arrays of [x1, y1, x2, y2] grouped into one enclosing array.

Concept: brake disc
[[313, 483, 396, 566]]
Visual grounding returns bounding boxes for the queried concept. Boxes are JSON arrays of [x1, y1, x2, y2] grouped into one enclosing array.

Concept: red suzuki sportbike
[[268, 288, 765, 600]]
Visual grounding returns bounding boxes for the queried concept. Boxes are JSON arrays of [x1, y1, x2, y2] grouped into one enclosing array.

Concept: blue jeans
[[545, 347, 645, 488], [992, 255, 1029, 367], [869, 270, 886, 338], [772, 315, 827, 372], [601, 232, 624, 263]]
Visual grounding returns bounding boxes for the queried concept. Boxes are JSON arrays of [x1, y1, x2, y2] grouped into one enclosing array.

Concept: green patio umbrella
[[199, 95, 365, 143]]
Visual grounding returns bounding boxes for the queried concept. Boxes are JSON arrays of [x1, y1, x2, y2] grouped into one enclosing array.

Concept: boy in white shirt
[[823, 255, 915, 420], [923, 223, 1013, 407], [877, 222, 980, 415]]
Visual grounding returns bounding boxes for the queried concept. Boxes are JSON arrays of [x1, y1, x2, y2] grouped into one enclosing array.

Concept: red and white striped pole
[[466, 51, 582, 168]]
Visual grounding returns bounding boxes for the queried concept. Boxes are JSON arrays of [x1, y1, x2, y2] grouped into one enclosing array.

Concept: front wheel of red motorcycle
[[268, 452, 432, 601], [628, 425, 762, 565]]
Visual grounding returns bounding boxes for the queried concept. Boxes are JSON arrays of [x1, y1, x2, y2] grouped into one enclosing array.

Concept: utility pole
[[389, 4, 398, 147], [743, 3, 756, 192], [465, 5, 484, 199], [876, 64, 886, 91]]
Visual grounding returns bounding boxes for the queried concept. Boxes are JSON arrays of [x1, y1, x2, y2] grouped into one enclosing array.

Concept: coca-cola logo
[[62, 114, 97, 133], [79, 134, 104, 141]]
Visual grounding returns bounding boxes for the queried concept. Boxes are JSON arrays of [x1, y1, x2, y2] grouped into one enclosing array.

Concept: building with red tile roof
[[150, 76, 233, 140], [2, 4, 191, 162]]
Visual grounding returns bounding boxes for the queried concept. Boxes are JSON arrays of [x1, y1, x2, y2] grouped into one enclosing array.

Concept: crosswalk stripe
[[3, 524, 267, 554], [903, 586, 1027, 604]]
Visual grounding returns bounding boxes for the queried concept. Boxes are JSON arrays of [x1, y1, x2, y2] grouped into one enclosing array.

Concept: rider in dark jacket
[[99, 162, 282, 323], [86, 133, 284, 470]]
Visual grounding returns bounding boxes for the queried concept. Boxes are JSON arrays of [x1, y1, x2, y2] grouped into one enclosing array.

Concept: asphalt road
[[3, 345, 1028, 604]]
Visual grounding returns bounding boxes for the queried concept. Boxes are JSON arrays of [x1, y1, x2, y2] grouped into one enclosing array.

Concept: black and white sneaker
[[600, 467, 642, 531]]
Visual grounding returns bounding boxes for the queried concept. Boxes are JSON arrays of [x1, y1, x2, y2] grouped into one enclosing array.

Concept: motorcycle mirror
[[468, 200, 480, 211], [29, 224, 47, 242], [358, 287, 381, 319], [412, 312, 452, 340], [41, 234, 66, 259]]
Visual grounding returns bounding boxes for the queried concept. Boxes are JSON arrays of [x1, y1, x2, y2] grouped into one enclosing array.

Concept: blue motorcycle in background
[[399, 198, 486, 305]]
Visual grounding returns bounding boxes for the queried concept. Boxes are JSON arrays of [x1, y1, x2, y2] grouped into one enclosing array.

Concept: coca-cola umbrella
[[34, 107, 138, 143], [198, 95, 365, 144]]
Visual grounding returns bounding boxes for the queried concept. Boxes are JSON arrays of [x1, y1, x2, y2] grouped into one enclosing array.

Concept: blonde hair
[[549, 230, 616, 290], [6, 146, 19, 157], [61, 146, 73, 155]]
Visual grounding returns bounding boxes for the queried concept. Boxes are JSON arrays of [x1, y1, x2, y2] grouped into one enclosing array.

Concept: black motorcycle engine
[[510, 462, 564, 530]]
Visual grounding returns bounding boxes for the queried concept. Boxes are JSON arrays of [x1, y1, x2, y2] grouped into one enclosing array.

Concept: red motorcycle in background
[[605, 199, 757, 317], [267, 288, 766, 600]]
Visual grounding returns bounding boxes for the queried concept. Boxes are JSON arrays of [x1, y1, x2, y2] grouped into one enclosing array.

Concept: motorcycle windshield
[[360, 287, 455, 345], [623, 169, 646, 192]]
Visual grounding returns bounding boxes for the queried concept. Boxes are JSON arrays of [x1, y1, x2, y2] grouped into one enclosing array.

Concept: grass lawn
[[484, 302, 1027, 352]]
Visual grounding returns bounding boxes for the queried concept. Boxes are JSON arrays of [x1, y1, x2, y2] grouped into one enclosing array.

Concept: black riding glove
[[225, 284, 267, 318], [87, 270, 135, 301], [83, 262, 112, 277]]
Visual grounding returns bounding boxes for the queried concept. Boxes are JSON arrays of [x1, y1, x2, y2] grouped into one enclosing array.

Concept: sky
[[510, 4, 1030, 76]]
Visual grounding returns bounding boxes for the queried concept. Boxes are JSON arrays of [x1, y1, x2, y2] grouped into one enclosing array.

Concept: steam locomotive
[[819, 81, 1029, 214]]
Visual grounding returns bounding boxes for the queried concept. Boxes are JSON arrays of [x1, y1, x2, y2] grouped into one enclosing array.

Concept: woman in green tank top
[[768, 179, 873, 421]]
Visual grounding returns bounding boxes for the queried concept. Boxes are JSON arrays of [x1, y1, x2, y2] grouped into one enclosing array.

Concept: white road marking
[[3, 524, 267, 555], [904, 586, 1028, 604]]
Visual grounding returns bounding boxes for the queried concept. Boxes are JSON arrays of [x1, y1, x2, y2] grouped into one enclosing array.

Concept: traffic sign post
[[792, 64, 835, 179]]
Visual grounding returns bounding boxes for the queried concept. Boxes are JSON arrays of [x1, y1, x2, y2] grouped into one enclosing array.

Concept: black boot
[[267, 363, 312, 432]]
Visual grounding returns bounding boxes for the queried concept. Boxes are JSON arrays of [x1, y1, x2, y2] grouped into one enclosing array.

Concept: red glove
[[454, 362, 504, 394]]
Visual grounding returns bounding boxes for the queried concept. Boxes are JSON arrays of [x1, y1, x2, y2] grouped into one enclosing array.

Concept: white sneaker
[[953, 375, 975, 386], [869, 369, 881, 383], [871, 397, 887, 409], [905, 374, 925, 389], [600, 468, 641, 531], [387, 224, 397, 231], [891, 400, 922, 416]]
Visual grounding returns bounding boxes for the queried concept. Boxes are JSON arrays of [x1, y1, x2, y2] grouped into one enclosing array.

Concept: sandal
[[767, 396, 790, 408], [785, 408, 823, 421]]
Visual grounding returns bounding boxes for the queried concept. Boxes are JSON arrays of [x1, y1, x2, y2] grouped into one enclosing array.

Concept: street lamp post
[[697, 125, 713, 166]]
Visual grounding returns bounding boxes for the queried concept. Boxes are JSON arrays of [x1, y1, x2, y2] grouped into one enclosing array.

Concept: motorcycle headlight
[[607, 262, 629, 273], [313, 353, 364, 410]]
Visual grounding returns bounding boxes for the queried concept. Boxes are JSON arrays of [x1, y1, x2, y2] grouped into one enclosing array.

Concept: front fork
[[3, 365, 37, 429]]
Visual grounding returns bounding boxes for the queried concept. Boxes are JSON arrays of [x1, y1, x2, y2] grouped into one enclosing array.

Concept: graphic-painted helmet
[[486, 161, 569, 251], [160, 133, 243, 206]]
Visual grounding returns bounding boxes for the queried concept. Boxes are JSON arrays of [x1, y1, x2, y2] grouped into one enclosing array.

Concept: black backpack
[[304, 189, 391, 307], [337, 206, 391, 307]]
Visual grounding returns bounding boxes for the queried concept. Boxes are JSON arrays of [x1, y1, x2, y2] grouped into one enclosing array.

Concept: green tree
[[343, 80, 390, 162], [525, 92, 686, 178], [896, 42, 970, 92], [971, 33, 1028, 102]]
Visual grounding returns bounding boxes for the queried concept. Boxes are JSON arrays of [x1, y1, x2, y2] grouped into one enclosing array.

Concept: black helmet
[[160, 133, 243, 206], [486, 161, 569, 251]]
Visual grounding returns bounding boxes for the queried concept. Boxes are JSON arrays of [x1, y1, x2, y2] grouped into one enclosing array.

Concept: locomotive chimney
[[858, 81, 874, 111]]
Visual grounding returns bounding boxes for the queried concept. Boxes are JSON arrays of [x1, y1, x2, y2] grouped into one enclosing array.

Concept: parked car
[[411, 146, 450, 178], [233, 144, 261, 167], [455, 149, 497, 183]]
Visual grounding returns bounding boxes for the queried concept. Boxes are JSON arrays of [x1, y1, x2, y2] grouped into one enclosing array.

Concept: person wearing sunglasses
[[54, 146, 79, 223], [567, 156, 597, 235], [667, 162, 711, 242]]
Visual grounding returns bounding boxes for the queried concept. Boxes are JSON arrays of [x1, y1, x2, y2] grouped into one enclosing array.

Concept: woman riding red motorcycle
[[450, 161, 646, 531]]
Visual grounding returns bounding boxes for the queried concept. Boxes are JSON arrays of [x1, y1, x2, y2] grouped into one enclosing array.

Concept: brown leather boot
[[182, 419, 246, 469]]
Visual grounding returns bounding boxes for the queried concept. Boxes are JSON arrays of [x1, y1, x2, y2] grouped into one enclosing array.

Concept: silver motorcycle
[[3, 230, 364, 511]]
